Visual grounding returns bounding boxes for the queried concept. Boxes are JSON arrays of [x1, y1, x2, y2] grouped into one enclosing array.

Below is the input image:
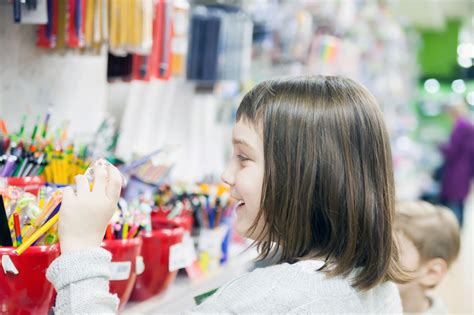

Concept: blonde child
[[47, 76, 409, 313], [396, 201, 461, 314]]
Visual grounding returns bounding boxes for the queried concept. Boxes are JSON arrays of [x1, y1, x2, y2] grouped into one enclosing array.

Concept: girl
[[47, 76, 408, 313]]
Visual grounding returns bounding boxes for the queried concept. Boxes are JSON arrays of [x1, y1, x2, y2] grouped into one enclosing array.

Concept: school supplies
[[15, 211, 59, 255], [131, 0, 173, 81], [153, 183, 233, 229], [13, 213, 22, 246], [186, 6, 252, 83], [108, 196, 152, 240]]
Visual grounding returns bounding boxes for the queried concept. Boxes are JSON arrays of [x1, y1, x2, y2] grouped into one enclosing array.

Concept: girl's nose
[[221, 164, 235, 186]]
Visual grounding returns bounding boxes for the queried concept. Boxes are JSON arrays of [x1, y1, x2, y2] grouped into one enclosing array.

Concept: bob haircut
[[236, 76, 409, 291]]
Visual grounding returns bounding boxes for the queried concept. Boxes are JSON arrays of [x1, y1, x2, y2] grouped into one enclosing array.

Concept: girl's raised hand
[[58, 160, 123, 254]]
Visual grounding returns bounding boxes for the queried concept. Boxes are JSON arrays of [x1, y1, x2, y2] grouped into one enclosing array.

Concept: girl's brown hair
[[237, 76, 409, 291]]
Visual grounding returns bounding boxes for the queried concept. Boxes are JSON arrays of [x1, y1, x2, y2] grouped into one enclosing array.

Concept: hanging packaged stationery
[[131, 0, 159, 80], [66, 0, 79, 47], [36, 0, 106, 51], [171, 0, 189, 77], [109, 0, 152, 56], [131, 0, 173, 81], [131, 55, 149, 81], [214, 6, 253, 82], [83, 0, 106, 51], [156, 0, 173, 80], [84, 0, 95, 48], [79, 0, 87, 47], [65, 0, 86, 48], [56, 0, 66, 50], [186, 7, 221, 83], [36, 0, 56, 48]]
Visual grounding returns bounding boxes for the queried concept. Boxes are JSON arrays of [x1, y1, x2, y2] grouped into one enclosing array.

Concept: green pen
[[31, 115, 40, 143], [18, 115, 26, 139]]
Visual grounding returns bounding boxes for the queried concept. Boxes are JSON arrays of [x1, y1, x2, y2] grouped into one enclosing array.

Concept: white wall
[[0, 7, 107, 139]]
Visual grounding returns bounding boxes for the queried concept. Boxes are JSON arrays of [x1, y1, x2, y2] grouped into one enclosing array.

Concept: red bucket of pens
[[151, 209, 194, 233], [130, 221, 184, 301], [6, 176, 45, 196], [0, 244, 60, 315], [101, 238, 143, 311]]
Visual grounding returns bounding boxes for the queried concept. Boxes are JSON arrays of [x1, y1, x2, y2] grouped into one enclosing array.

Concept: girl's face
[[222, 120, 265, 239]]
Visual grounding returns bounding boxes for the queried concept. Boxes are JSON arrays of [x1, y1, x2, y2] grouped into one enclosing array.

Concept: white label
[[198, 226, 228, 255], [2, 255, 18, 275], [169, 233, 197, 272], [136, 256, 145, 275], [109, 261, 131, 281]]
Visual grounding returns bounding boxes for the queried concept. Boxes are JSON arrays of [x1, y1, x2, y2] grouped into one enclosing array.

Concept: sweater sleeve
[[46, 248, 119, 315]]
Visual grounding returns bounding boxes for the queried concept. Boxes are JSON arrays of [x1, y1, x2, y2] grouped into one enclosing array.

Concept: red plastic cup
[[0, 244, 60, 315], [151, 209, 193, 233], [130, 222, 184, 301], [101, 238, 142, 311]]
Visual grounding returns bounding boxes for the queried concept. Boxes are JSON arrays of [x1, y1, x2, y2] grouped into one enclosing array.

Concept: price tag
[[109, 261, 131, 281], [169, 233, 197, 272]]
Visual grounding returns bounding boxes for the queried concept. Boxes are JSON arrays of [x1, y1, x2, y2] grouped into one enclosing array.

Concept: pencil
[[15, 212, 59, 255], [13, 213, 22, 246]]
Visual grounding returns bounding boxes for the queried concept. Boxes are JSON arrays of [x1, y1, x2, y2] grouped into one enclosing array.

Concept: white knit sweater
[[46, 248, 402, 314]]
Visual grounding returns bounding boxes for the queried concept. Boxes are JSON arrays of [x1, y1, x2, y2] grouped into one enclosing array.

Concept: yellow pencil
[[15, 213, 59, 255], [122, 223, 129, 240]]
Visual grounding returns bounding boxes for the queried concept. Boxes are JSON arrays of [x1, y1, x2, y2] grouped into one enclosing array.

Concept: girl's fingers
[[105, 164, 122, 202], [75, 175, 90, 194], [92, 160, 108, 194], [62, 186, 75, 201]]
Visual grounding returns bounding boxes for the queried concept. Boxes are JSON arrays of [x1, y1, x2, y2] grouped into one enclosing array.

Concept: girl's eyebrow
[[232, 138, 254, 151]]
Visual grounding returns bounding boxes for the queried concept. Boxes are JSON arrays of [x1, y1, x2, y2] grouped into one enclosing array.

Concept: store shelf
[[123, 243, 257, 314]]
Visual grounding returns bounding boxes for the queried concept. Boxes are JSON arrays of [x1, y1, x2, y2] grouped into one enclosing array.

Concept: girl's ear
[[419, 258, 448, 289]]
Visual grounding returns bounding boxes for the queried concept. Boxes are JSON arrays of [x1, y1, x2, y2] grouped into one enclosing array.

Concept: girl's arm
[[46, 248, 119, 314], [46, 161, 123, 314]]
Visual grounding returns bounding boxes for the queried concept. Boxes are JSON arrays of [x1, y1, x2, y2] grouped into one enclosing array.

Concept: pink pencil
[[127, 224, 139, 239]]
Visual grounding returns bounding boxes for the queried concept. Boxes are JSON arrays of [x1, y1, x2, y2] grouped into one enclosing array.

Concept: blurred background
[[0, 0, 472, 313]]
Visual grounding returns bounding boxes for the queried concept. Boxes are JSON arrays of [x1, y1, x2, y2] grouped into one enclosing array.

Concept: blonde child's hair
[[396, 201, 460, 266]]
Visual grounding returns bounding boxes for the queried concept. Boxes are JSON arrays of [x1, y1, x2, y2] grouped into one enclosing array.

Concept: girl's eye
[[237, 154, 249, 162]]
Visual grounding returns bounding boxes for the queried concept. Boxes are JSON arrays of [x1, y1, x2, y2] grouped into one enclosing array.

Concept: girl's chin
[[235, 221, 252, 238]]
